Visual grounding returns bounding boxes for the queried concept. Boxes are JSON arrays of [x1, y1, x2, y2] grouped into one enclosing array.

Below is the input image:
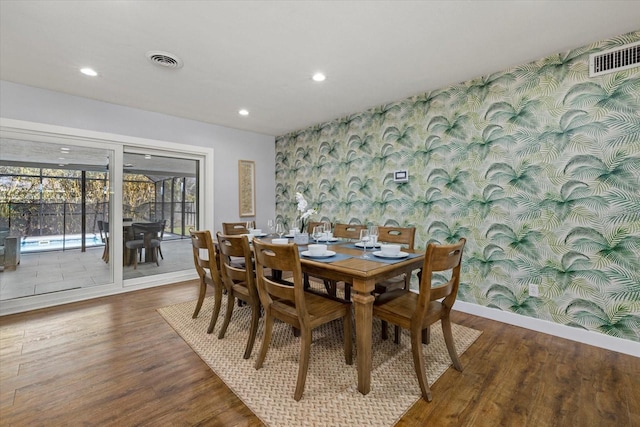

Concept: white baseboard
[[454, 301, 640, 358]]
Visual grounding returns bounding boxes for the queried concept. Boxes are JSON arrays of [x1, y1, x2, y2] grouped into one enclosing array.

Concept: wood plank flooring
[[1, 280, 638, 426]]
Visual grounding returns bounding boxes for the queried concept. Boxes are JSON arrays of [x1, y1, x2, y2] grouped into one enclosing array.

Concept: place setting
[[300, 243, 351, 262]]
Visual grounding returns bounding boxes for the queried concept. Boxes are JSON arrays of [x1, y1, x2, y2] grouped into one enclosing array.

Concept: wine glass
[[368, 225, 379, 248], [312, 225, 324, 243], [267, 219, 275, 236], [323, 221, 331, 238], [246, 221, 254, 233], [275, 223, 285, 238], [359, 229, 371, 258]]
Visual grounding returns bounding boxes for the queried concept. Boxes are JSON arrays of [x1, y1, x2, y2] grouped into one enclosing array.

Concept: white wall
[[0, 80, 276, 232]]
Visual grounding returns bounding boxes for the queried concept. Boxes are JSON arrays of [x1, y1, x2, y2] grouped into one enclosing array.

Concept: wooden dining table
[[264, 236, 425, 395]]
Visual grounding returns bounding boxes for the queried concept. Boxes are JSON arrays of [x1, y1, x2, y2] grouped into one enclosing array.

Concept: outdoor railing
[[0, 201, 196, 252]]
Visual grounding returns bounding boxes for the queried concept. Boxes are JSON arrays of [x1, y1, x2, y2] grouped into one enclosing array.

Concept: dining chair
[[375, 226, 416, 292], [189, 229, 224, 331], [98, 220, 109, 263], [252, 238, 353, 401], [222, 221, 255, 235], [311, 223, 367, 299], [302, 220, 338, 296], [332, 223, 367, 241], [215, 232, 262, 359], [373, 238, 466, 402], [373, 226, 418, 341], [305, 221, 330, 234]]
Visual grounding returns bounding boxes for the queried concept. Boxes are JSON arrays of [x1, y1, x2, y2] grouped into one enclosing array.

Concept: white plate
[[251, 233, 268, 237], [355, 242, 381, 248], [301, 250, 337, 258], [372, 251, 409, 259], [316, 237, 340, 242], [284, 234, 296, 238]]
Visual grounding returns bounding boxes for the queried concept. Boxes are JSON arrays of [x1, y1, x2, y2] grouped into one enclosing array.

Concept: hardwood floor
[[1, 280, 638, 426]]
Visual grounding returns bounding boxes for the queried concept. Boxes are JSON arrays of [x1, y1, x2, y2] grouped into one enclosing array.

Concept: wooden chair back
[[189, 229, 223, 322], [215, 232, 256, 295], [377, 226, 416, 249], [252, 239, 304, 316], [222, 221, 255, 235], [416, 238, 465, 316], [305, 221, 331, 234], [333, 223, 366, 240]]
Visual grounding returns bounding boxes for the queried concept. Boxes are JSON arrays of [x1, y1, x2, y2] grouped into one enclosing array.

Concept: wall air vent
[[589, 41, 640, 77], [145, 51, 183, 69]]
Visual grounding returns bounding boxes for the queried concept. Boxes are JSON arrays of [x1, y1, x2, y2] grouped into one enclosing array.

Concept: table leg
[[351, 280, 375, 395]]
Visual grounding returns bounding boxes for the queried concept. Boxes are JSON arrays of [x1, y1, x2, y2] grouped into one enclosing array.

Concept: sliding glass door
[[121, 148, 199, 282], [0, 137, 115, 300]]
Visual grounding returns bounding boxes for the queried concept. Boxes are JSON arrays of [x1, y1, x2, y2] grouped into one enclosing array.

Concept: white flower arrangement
[[295, 192, 317, 232]]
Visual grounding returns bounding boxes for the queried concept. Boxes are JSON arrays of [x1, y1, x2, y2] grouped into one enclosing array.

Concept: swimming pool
[[20, 234, 103, 253]]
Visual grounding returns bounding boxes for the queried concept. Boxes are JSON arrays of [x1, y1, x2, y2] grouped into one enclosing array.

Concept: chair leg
[[394, 325, 401, 345], [441, 316, 462, 371], [158, 245, 164, 260], [411, 327, 433, 402], [154, 247, 160, 266], [217, 291, 235, 338], [243, 303, 261, 359], [255, 314, 274, 370], [423, 326, 430, 344], [207, 284, 223, 333], [294, 329, 312, 401], [192, 277, 207, 318], [344, 284, 351, 300], [381, 320, 389, 340], [323, 279, 337, 297]]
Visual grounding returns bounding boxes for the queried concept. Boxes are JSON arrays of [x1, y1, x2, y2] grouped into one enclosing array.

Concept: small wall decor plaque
[[238, 160, 256, 217]]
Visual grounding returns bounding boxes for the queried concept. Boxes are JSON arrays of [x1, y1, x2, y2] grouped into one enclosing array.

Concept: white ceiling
[[1, 1, 639, 137]]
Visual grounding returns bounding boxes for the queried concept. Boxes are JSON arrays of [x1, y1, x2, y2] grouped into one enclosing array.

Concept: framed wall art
[[238, 160, 256, 217]]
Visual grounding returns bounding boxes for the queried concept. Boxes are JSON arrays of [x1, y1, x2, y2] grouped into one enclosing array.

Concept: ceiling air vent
[[145, 51, 183, 69], [589, 41, 640, 77]]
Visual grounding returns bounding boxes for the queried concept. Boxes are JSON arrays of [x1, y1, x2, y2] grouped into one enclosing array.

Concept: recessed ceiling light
[[80, 68, 98, 77], [312, 72, 326, 82], [144, 154, 152, 160], [60, 147, 70, 152], [239, 109, 249, 116]]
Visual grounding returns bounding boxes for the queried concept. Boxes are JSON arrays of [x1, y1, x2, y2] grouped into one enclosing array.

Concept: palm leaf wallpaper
[[275, 31, 640, 343]]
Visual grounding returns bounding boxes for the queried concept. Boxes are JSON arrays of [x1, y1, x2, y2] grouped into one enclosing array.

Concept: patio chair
[[98, 220, 109, 263]]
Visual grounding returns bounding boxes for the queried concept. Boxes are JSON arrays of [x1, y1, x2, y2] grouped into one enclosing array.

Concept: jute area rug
[[158, 296, 481, 427]]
